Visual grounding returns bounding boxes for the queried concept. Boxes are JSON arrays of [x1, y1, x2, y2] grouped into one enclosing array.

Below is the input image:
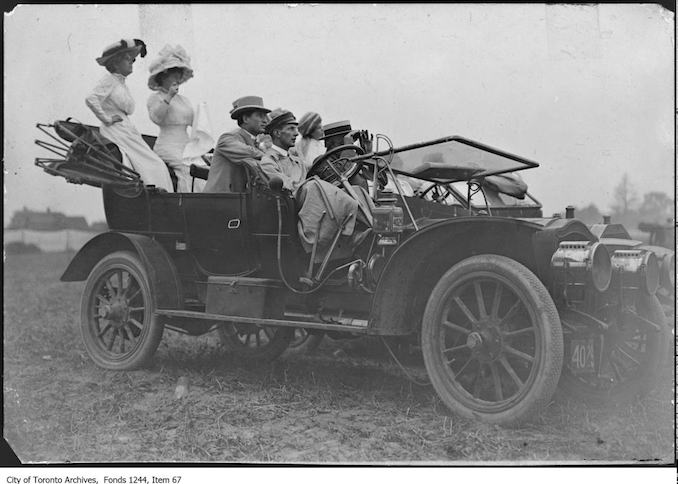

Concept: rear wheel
[[558, 293, 669, 403], [421, 255, 563, 426], [285, 329, 325, 356], [217, 324, 293, 362], [80, 251, 163, 370]]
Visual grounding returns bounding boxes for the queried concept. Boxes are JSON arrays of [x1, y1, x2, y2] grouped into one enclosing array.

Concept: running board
[[155, 309, 371, 334]]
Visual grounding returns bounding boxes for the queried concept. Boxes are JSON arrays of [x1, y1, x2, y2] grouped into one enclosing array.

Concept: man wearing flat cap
[[259, 108, 307, 194], [203, 95, 271, 193]]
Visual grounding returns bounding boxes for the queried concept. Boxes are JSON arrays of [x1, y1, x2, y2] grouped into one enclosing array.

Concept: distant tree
[[637, 191, 674, 225], [610, 173, 640, 227], [611, 173, 638, 216], [576, 203, 604, 225]]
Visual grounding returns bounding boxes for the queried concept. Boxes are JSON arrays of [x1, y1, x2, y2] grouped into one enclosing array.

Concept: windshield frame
[[418, 180, 542, 210], [354, 135, 540, 183]]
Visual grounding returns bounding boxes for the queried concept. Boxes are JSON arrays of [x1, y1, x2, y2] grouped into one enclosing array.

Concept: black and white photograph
[[3, 3, 675, 467]]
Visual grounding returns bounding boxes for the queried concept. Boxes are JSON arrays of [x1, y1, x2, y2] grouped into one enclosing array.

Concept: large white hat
[[147, 44, 194, 91]]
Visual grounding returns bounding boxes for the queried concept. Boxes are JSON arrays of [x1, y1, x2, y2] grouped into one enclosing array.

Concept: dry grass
[[3, 252, 675, 463]]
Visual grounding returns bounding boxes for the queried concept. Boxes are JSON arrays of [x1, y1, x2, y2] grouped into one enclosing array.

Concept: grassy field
[[3, 252, 675, 463]]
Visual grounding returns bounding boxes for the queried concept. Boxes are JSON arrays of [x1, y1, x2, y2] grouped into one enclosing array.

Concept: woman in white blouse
[[146, 45, 211, 192], [85, 39, 174, 192]]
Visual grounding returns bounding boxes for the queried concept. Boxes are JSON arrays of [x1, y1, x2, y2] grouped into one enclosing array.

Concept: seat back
[[205, 151, 250, 193], [224, 162, 248, 192], [189, 164, 210, 180]]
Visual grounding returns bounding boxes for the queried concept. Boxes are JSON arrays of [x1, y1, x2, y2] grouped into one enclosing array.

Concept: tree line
[[574, 173, 674, 230]]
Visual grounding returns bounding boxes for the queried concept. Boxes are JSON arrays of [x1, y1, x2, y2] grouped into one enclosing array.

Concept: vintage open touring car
[[35, 119, 674, 426]]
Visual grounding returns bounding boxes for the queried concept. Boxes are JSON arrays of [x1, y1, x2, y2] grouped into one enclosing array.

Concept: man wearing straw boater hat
[[203, 95, 271, 193], [319, 120, 373, 190], [321, 120, 354, 151]]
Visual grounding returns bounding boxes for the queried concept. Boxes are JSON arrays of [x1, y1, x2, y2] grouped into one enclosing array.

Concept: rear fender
[[61, 231, 182, 309], [369, 217, 543, 335]]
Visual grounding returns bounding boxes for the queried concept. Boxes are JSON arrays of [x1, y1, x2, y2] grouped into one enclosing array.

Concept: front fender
[[369, 217, 544, 335], [61, 231, 182, 310]]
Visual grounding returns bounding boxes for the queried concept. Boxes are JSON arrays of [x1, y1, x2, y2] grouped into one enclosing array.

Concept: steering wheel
[[307, 144, 365, 186], [418, 183, 456, 204]]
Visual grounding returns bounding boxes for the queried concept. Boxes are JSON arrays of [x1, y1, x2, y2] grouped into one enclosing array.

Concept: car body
[[35, 120, 673, 426]]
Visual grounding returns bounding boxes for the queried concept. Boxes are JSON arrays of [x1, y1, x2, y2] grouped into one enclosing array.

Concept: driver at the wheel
[[259, 109, 307, 194], [321, 120, 371, 190], [259, 115, 372, 262]]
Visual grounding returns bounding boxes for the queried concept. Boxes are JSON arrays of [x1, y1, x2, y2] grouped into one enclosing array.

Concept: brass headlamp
[[610, 249, 660, 294], [550, 241, 612, 294], [659, 252, 675, 291]]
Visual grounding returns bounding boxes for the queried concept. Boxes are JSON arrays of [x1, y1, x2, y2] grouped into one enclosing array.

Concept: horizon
[[4, 176, 671, 229]]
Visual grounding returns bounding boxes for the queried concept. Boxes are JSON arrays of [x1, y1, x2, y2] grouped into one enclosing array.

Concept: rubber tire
[[217, 324, 294, 362], [421, 254, 563, 427], [80, 251, 163, 370], [558, 293, 670, 404], [284, 329, 325, 356]]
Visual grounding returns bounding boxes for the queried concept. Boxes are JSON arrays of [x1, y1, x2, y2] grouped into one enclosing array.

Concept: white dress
[[85, 73, 174, 191], [147, 93, 213, 192], [147, 92, 192, 191], [295, 137, 326, 170]]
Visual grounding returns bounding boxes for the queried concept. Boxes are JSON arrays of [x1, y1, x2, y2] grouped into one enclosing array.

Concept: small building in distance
[[7, 207, 89, 231], [89, 221, 109, 232]]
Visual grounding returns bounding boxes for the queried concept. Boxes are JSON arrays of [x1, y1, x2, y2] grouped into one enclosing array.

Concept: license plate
[[569, 339, 596, 373]]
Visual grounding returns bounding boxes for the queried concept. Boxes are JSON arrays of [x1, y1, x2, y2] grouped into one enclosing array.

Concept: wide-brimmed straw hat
[[229, 95, 271, 120], [96, 38, 147, 66], [147, 44, 194, 91], [265, 109, 298, 134]]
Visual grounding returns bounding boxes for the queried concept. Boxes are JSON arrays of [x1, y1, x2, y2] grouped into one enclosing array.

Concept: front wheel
[[80, 251, 163, 370], [421, 255, 563, 426], [558, 293, 669, 403]]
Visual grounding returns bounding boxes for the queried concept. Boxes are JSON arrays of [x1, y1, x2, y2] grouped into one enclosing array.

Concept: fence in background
[[4, 229, 100, 252]]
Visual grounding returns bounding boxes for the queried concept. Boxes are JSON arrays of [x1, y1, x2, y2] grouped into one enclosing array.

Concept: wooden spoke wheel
[[284, 328, 325, 356], [217, 324, 293, 362], [558, 293, 669, 404], [421, 255, 563, 426], [80, 251, 163, 370]]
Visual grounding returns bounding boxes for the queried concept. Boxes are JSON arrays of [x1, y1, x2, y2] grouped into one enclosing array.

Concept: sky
[[4, 3, 675, 224]]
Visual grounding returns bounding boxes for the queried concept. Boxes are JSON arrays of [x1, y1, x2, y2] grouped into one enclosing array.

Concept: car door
[[181, 193, 253, 275]]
